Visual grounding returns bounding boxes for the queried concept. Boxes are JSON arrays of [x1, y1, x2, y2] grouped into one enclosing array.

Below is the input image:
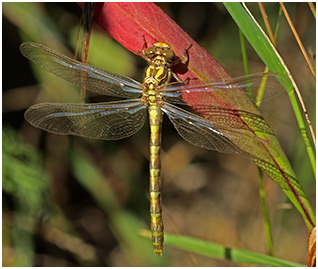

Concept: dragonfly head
[[144, 42, 175, 63]]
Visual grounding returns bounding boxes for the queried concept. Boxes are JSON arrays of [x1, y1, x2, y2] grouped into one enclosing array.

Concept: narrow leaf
[[163, 232, 305, 267]]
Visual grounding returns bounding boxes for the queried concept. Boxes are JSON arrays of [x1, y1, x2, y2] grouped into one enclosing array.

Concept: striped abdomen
[[148, 104, 164, 256]]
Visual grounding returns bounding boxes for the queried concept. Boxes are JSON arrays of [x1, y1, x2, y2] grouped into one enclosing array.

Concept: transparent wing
[[161, 72, 283, 108], [20, 42, 142, 98], [24, 99, 147, 140], [161, 102, 277, 158]]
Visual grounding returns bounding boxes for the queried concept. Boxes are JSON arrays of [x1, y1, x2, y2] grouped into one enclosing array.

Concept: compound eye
[[162, 49, 175, 61], [145, 47, 156, 59]]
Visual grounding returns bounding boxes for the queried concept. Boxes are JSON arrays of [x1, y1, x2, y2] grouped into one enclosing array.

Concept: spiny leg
[[168, 43, 193, 67], [168, 44, 195, 84], [142, 36, 153, 64]]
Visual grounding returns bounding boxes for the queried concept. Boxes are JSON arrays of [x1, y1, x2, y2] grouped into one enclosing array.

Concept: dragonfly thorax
[[142, 57, 172, 106], [144, 65, 171, 86]]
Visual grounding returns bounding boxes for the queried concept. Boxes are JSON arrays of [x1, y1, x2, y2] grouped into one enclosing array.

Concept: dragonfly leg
[[170, 70, 183, 83], [168, 44, 193, 67], [169, 69, 197, 85], [179, 43, 193, 65], [182, 75, 198, 84], [142, 36, 153, 64]]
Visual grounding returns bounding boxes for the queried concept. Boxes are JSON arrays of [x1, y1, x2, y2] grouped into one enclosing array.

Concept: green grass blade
[[163, 233, 305, 266], [224, 2, 315, 176], [258, 169, 274, 255], [224, 1, 315, 230]]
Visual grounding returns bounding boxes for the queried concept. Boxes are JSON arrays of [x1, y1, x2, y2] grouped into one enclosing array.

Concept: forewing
[[24, 100, 146, 140], [20, 42, 142, 98], [161, 72, 282, 109]]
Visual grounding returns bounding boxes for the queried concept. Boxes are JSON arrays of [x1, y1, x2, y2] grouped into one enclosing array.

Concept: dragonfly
[[20, 41, 279, 256]]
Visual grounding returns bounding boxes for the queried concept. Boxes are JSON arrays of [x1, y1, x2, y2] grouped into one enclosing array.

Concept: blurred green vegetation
[[3, 2, 315, 266], [3, 127, 51, 266]]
